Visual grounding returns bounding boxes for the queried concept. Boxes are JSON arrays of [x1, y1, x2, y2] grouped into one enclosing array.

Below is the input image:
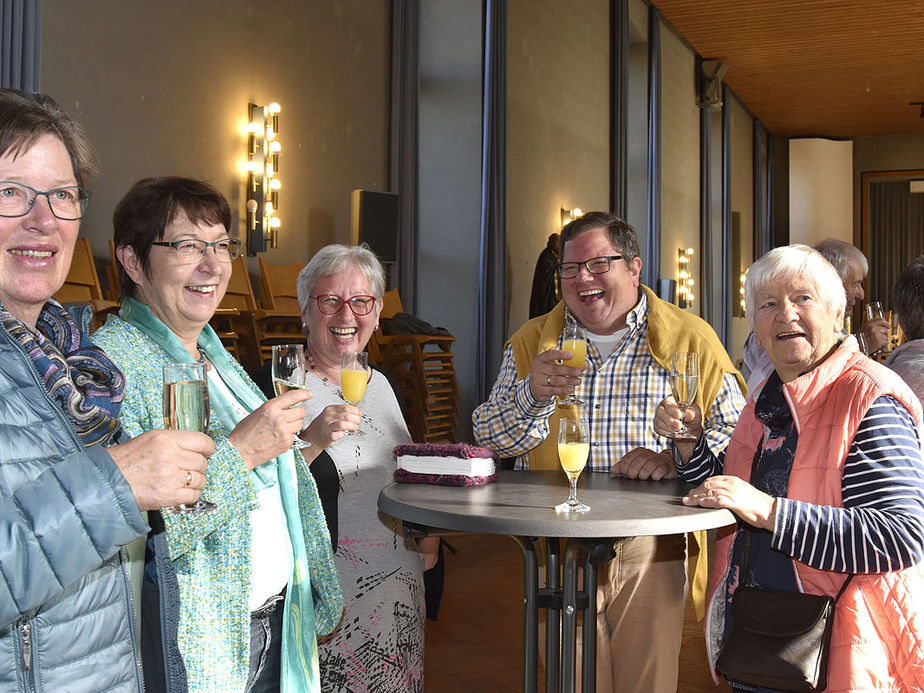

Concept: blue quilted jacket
[[0, 307, 149, 692]]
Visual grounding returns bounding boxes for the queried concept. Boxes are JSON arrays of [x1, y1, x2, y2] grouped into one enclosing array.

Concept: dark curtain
[[390, 0, 420, 312], [752, 120, 772, 259], [1, 0, 40, 91], [868, 181, 924, 306], [644, 5, 661, 288], [610, 0, 628, 219], [476, 0, 507, 403]]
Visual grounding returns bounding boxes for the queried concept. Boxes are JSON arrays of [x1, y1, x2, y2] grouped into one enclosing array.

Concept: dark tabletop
[[378, 470, 735, 538]]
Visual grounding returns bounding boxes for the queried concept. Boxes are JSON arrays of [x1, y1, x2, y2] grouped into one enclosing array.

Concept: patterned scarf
[[1, 301, 125, 446]]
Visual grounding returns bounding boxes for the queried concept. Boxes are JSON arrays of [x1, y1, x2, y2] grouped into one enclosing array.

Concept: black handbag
[[715, 442, 854, 692]]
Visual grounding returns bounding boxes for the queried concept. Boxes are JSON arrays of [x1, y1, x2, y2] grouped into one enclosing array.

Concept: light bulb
[[268, 102, 281, 114]]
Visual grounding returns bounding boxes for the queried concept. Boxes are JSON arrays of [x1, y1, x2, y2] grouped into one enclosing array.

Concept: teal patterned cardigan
[[93, 299, 342, 693]]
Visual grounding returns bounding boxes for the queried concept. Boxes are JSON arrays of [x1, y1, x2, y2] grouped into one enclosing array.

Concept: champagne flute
[[271, 344, 311, 450], [162, 362, 217, 514], [670, 352, 699, 441], [559, 322, 587, 405], [556, 418, 590, 513], [864, 301, 890, 356], [340, 352, 368, 436]]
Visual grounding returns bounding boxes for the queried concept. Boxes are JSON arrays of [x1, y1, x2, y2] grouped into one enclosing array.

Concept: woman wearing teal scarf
[[93, 177, 342, 693]]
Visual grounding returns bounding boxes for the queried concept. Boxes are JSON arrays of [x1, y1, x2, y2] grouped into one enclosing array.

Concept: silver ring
[[185, 470, 192, 488], [546, 376, 552, 386]]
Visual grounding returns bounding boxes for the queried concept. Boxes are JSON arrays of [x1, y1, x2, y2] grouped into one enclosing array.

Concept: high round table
[[378, 469, 735, 693]]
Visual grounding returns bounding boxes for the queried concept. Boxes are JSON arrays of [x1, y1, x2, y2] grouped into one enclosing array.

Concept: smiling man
[[473, 211, 745, 692]]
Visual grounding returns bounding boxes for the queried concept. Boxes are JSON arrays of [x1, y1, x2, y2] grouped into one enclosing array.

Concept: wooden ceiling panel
[[652, 0, 924, 138]]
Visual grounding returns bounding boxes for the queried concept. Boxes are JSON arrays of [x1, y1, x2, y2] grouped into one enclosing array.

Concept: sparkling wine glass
[[556, 418, 590, 513], [162, 362, 217, 514], [340, 352, 368, 436], [864, 301, 890, 356], [670, 351, 699, 441], [271, 344, 311, 450], [559, 323, 587, 405]]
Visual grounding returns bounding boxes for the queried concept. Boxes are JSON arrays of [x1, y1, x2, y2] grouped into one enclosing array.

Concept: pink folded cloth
[[393, 443, 498, 486]]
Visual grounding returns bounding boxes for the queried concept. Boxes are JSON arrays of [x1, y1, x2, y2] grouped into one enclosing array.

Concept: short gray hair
[[745, 244, 846, 331], [296, 243, 386, 313], [814, 238, 868, 281]]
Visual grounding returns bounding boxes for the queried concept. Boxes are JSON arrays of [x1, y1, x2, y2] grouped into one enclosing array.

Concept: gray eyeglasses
[[151, 238, 242, 264], [0, 180, 91, 220]]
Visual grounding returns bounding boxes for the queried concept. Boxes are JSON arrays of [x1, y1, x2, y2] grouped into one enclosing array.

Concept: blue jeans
[[245, 590, 285, 693]]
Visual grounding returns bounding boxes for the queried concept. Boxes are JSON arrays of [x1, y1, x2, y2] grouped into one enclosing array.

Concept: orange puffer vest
[[706, 340, 924, 692]]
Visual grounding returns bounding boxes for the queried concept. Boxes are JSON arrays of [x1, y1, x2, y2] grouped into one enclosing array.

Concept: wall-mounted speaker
[[350, 190, 399, 264]]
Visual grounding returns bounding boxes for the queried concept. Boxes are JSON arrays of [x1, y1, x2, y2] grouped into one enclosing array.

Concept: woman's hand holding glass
[[654, 396, 704, 461], [227, 389, 313, 469], [298, 403, 362, 451]]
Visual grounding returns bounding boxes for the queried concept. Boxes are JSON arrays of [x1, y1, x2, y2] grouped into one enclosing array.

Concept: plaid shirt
[[473, 292, 746, 471]]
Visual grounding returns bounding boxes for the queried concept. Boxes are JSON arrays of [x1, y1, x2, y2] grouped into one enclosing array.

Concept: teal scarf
[[119, 297, 322, 693]]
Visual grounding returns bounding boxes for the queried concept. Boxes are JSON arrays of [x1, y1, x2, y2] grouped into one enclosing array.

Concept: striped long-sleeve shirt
[[473, 293, 746, 471], [679, 396, 924, 573]]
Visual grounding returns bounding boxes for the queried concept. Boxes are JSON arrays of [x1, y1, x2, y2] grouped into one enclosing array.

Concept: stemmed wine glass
[[162, 362, 217, 514], [670, 352, 699, 441], [340, 352, 368, 436], [271, 344, 311, 450], [864, 301, 891, 356], [559, 323, 587, 405], [556, 417, 590, 513]]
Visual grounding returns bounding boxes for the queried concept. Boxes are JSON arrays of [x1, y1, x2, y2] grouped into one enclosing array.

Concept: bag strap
[[739, 436, 854, 602]]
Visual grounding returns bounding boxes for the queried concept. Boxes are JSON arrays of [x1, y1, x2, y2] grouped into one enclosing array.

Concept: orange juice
[[341, 368, 367, 403], [558, 442, 589, 478], [562, 338, 587, 368]]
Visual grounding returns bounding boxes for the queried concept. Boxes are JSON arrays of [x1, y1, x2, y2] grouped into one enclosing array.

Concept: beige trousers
[[541, 533, 688, 692]]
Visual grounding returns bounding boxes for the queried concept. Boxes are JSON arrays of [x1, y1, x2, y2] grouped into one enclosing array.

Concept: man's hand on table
[[610, 448, 678, 480]]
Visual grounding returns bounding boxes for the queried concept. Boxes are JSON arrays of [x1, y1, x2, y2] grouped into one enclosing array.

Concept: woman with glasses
[[93, 177, 342, 693], [293, 244, 436, 693]]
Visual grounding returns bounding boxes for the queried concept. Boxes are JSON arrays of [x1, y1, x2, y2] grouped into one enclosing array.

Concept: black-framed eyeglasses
[[310, 294, 377, 316], [0, 180, 90, 220], [558, 255, 624, 279], [151, 238, 242, 264]]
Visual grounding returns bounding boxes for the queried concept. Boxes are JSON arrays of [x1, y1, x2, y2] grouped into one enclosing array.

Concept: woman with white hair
[[656, 244, 924, 691], [294, 243, 437, 693]]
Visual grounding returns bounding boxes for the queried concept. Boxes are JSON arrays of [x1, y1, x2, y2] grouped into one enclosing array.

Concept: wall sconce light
[[736, 268, 748, 317], [560, 207, 584, 229], [677, 247, 695, 309], [246, 102, 281, 255]]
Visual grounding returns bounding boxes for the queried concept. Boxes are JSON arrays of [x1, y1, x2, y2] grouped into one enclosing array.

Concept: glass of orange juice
[[340, 351, 368, 436], [559, 322, 587, 405], [556, 418, 590, 512]]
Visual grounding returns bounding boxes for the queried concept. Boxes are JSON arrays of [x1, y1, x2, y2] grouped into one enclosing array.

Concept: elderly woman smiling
[[656, 244, 924, 691], [93, 177, 341, 693], [293, 244, 437, 693]]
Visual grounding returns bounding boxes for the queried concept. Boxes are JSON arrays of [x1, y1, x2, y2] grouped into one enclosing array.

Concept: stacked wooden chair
[[368, 289, 458, 443], [53, 238, 119, 331]]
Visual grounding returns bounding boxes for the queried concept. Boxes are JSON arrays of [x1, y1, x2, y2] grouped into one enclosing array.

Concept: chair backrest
[[219, 256, 259, 313], [258, 257, 303, 314], [55, 238, 105, 303], [381, 288, 403, 320]]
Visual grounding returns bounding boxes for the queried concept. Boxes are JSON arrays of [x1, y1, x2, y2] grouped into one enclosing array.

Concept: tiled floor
[[425, 533, 732, 692]]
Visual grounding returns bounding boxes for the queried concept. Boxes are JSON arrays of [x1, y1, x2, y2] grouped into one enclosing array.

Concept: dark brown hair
[[113, 176, 232, 300], [560, 211, 640, 264], [0, 88, 98, 186]]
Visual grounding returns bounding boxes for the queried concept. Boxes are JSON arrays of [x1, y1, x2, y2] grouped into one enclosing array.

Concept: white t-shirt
[[207, 368, 293, 611]]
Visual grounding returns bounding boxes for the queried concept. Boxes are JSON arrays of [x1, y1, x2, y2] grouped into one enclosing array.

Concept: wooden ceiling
[[651, 0, 924, 139]]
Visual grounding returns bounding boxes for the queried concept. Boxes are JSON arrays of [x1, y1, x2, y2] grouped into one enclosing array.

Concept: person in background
[[93, 177, 341, 692], [294, 243, 437, 693], [0, 89, 213, 692], [743, 238, 889, 391], [529, 231, 561, 318], [884, 255, 924, 404], [473, 211, 746, 692], [659, 244, 924, 691]]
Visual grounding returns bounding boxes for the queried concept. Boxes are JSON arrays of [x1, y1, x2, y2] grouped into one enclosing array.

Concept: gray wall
[[852, 133, 924, 241], [42, 0, 391, 287]]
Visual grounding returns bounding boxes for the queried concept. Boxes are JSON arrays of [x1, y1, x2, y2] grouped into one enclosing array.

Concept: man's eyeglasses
[[0, 181, 90, 220], [151, 238, 242, 264], [310, 294, 378, 316], [558, 255, 624, 279]]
